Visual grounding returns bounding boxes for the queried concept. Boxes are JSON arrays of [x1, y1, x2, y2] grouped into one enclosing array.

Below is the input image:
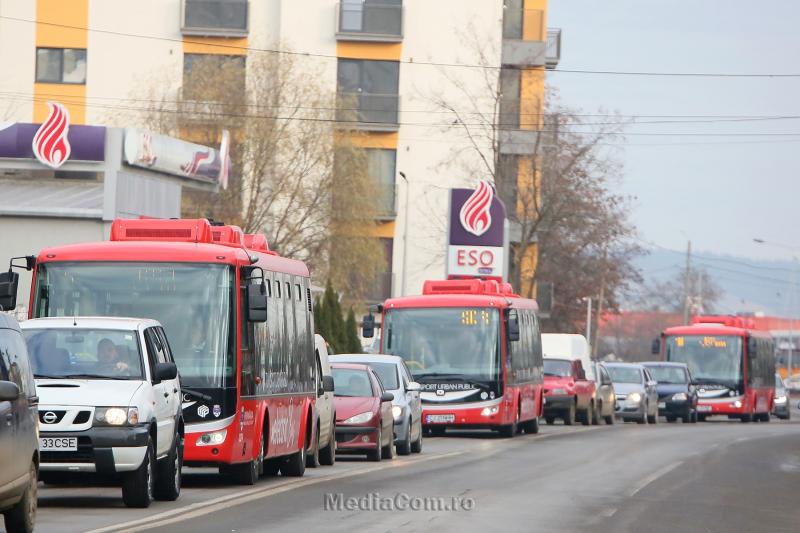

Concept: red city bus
[[659, 315, 775, 422], [365, 279, 544, 437], [9, 218, 319, 483]]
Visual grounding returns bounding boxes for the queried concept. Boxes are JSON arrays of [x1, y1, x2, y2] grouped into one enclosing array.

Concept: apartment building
[[0, 0, 559, 301]]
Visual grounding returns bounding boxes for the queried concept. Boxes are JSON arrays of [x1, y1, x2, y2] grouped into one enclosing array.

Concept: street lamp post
[[398, 171, 410, 296]]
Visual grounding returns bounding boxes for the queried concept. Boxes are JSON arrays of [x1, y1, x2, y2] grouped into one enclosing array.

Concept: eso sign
[[446, 181, 507, 282]]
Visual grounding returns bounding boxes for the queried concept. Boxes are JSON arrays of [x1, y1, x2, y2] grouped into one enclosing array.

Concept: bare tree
[[125, 51, 385, 301], [635, 267, 724, 315]]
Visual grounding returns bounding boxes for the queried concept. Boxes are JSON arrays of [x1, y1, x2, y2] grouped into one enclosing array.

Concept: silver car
[[329, 354, 423, 455], [604, 362, 659, 424]]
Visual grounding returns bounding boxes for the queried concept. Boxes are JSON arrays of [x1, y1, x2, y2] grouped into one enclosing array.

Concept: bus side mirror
[[0, 271, 19, 311], [247, 284, 267, 322], [651, 338, 660, 355], [507, 310, 520, 342], [362, 314, 375, 338]]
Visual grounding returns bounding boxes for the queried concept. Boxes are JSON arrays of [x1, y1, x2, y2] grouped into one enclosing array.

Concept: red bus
[[6, 218, 319, 484], [364, 279, 544, 437], [658, 315, 775, 422]]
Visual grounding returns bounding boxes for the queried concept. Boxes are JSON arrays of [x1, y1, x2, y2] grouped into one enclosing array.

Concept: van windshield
[[23, 328, 144, 380]]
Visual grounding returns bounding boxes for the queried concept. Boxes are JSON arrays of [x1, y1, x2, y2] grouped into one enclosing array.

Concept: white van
[[541, 333, 594, 380], [310, 334, 336, 466], [21, 317, 183, 508]]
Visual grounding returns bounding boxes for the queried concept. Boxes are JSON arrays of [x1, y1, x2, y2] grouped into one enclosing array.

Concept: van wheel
[[396, 420, 412, 456], [319, 422, 336, 466], [366, 427, 382, 462], [591, 402, 601, 426], [280, 442, 307, 477], [122, 439, 154, 508], [605, 413, 615, 425], [154, 431, 182, 501], [411, 423, 423, 453], [3, 460, 36, 533], [306, 422, 321, 468]]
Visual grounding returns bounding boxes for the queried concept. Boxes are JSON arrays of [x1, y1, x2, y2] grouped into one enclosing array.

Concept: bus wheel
[[740, 412, 753, 423], [280, 445, 307, 477], [522, 417, 540, 434], [262, 458, 281, 476]]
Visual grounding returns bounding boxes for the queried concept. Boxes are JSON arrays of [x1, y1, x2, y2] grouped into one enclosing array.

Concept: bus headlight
[[732, 400, 742, 408], [481, 406, 499, 417], [671, 393, 688, 401], [197, 430, 227, 446]]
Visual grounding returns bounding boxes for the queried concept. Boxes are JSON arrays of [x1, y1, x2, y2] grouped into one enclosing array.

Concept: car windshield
[[544, 359, 572, 377], [23, 328, 144, 380], [646, 366, 689, 384], [332, 368, 374, 397], [33, 262, 235, 388], [382, 307, 500, 382], [665, 335, 742, 384], [606, 366, 643, 384]]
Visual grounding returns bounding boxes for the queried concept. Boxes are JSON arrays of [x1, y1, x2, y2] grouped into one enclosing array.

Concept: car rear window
[[332, 368, 373, 397], [367, 362, 399, 389]]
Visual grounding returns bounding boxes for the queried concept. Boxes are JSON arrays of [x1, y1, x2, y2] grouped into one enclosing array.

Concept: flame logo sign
[[459, 180, 494, 236], [32, 102, 71, 169]]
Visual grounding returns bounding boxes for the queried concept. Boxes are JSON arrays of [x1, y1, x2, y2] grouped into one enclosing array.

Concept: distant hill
[[631, 248, 795, 316]]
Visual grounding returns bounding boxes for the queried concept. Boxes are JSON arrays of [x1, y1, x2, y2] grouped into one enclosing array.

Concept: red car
[[332, 363, 396, 461], [543, 358, 597, 425]]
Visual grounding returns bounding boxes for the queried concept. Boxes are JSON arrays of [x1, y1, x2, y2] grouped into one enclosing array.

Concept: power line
[[4, 15, 800, 79], [634, 237, 795, 272]]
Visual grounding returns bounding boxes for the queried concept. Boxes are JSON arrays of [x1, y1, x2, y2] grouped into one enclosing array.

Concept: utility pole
[[398, 172, 410, 296], [682, 240, 692, 324], [789, 258, 796, 381], [585, 297, 592, 345], [592, 247, 608, 360]]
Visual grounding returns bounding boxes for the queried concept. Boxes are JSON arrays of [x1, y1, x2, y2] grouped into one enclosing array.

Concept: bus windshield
[[665, 335, 743, 385], [382, 307, 500, 383], [33, 262, 235, 389]]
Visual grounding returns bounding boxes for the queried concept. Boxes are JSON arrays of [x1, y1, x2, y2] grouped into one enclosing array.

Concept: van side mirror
[[0, 381, 20, 402], [322, 375, 335, 393], [0, 271, 20, 311], [380, 391, 394, 402], [507, 310, 520, 342], [154, 362, 178, 382], [651, 338, 660, 355], [247, 284, 267, 322], [362, 314, 375, 338]]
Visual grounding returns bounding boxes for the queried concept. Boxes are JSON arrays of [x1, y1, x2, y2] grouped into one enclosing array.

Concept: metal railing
[[337, 1, 403, 40], [546, 28, 562, 69], [182, 0, 248, 37], [336, 92, 400, 129]]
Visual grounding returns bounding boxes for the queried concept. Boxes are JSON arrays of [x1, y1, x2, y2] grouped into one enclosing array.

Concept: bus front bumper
[[421, 398, 508, 428], [696, 396, 747, 416]]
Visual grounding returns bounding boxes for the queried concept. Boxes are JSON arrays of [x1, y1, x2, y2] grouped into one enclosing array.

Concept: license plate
[[658, 402, 666, 409], [697, 405, 712, 413], [426, 414, 455, 424], [39, 437, 78, 452]]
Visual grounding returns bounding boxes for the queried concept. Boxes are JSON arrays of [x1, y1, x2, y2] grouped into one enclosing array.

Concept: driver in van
[[97, 338, 130, 374]]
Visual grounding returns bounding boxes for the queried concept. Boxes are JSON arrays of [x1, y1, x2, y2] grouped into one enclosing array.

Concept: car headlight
[[343, 412, 374, 425], [392, 405, 403, 419], [196, 429, 227, 446], [626, 393, 642, 403], [775, 395, 787, 404], [94, 407, 138, 426], [481, 406, 499, 416], [671, 393, 688, 401], [551, 388, 567, 395]]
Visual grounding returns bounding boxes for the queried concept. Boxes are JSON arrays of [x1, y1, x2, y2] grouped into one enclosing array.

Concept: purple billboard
[[0, 122, 105, 164]]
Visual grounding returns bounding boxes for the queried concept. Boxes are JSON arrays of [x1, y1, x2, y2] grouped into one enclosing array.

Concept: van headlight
[[775, 395, 787, 404], [197, 430, 227, 446], [343, 412, 373, 425], [95, 407, 138, 426], [671, 393, 688, 401], [626, 393, 642, 404]]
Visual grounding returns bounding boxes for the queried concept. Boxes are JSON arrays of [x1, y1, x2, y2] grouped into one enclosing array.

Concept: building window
[[183, 0, 248, 35], [183, 54, 246, 100], [35, 48, 87, 84], [336, 59, 399, 127], [499, 67, 521, 129], [497, 154, 519, 212], [366, 149, 397, 218], [339, 0, 402, 38], [502, 0, 523, 39]]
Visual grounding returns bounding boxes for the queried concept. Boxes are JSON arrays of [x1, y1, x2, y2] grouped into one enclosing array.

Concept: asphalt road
[[19, 405, 800, 533]]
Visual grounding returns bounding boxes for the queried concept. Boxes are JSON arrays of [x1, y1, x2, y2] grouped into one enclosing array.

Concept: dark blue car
[[642, 362, 698, 423]]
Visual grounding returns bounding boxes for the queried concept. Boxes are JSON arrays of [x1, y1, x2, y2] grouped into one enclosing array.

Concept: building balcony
[[336, 1, 403, 42], [502, 40, 547, 68], [499, 129, 541, 155], [181, 0, 249, 38], [546, 29, 562, 70], [336, 92, 400, 132]]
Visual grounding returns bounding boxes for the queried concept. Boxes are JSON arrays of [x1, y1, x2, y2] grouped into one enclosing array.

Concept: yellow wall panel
[[183, 37, 248, 55], [33, 83, 86, 123], [36, 0, 88, 48], [371, 220, 396, 239], [523, 0, 547, 41], [520, 67, 544, 131], [336, 42, 402, 61], [342, 131, 399, 149]]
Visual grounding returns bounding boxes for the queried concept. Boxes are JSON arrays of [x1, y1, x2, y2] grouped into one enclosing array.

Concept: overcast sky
[[547, 0, 800, 262]]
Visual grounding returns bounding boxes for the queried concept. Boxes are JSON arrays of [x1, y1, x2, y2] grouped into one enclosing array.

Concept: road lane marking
[[85, 451, 466, 533], [600, 507, 617, 518], [627, 460, 683, 497]]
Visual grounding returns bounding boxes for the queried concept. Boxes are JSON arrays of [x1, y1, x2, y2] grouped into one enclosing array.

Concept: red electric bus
[[658, 315, 775, 422], [364, 279, 544, 437], [2, 218, 320, 484]]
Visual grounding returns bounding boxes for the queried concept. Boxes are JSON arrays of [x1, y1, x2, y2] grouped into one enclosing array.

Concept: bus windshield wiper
[[181, 387, 213, 401], [414, 373, 467, 380]]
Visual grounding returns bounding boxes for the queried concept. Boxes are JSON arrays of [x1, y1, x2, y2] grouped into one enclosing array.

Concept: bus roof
[[36, 218, 310, 277], [384, 279, 538, 311]]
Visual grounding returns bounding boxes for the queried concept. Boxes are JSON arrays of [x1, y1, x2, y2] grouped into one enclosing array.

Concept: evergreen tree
[[313, 296, 322, 334], [344, 308, 362, 353], [321, 280, 345, 352]]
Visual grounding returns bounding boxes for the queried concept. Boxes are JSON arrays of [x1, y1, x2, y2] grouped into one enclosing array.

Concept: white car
[[21, 317, 183, 508], [309, 334, 336, 467]]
